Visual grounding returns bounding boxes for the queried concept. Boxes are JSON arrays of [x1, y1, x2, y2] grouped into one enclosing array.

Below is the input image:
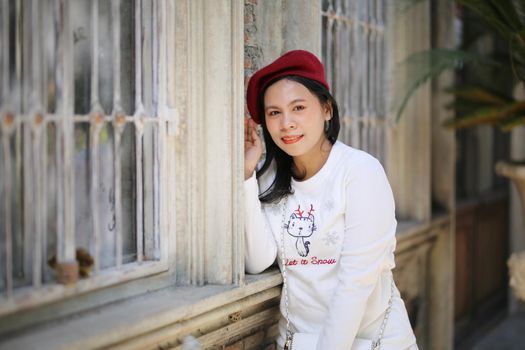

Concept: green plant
[[395, 0, 525, 131]]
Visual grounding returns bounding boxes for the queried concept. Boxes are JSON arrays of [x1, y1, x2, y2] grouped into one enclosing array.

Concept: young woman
[[244, 50, 418, 350]]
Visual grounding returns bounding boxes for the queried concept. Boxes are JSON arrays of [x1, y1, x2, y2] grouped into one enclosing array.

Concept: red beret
[[246, 49, 329, 124]]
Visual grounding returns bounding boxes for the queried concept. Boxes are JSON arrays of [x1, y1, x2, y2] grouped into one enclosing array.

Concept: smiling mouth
[[281, 135, 304, 144]]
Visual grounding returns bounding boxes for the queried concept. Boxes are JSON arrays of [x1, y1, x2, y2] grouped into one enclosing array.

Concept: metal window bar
[[0, 0, 7, 108], [321, 0, 387, 163], [111, 0, 124, 270], [0, 0, 9, 295], [1, 117, 14, 297], [359, 0, 368, 149], [57, 0, 76, 267], [22, 0, 35, 289], [0, 0, 167, 313], [30, 0, 45, 289], [90, 0, 102, 274], [134, 0, 145, 264], [152, 0, 161, 261]]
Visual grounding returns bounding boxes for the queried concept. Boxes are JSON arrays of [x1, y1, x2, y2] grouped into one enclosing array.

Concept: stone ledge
[[0, 270, 282, 350], [396, 214, 451, 253]]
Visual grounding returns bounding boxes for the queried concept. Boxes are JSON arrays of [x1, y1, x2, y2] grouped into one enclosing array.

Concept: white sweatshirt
[[244, 141, 417, 350]]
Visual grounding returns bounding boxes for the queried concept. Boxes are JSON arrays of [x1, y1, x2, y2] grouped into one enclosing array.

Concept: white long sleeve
[[244, 172, 278, 274], [315, 157, 396, 349]]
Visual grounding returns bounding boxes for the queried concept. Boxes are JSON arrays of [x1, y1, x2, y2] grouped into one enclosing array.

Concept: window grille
[[322, 0, 387, 162], [0, 0, 168, 315]]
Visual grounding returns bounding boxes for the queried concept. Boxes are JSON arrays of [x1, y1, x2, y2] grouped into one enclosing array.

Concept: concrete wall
[[244, 0, 321, 89]]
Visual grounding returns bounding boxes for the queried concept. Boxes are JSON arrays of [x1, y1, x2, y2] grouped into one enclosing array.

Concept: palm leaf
[[442, 101, 525, 129], [490, 0, 523, 31], [397, 0, 525, 131], [510, 27, 525, 82], [392, 49, 499, 121], [444, 86, 510, 105], [498, 114, 525, 131], [514, 0, 525, 26], [510, 26, 525, 54], [445, 100, 483, 112], [457, 0, 516, 41]]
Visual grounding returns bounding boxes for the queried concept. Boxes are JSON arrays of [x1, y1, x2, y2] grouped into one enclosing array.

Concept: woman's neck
[[292, 138, 333, 181]]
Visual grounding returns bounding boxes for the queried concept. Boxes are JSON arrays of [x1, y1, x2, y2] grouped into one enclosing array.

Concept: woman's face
[[263, 79, 331, 158]]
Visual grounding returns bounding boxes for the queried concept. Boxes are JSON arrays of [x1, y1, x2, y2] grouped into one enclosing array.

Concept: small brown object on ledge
[[56, 261, 79, 285], [76, 248, 94, 278], [47, 247, 95, 283]]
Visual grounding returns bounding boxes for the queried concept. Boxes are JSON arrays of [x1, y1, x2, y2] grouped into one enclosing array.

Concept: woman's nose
[[280, 112, 296, 130]]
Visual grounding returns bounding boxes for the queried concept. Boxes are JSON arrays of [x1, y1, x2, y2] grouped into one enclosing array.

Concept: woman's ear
[[323, 102, 332, 121]]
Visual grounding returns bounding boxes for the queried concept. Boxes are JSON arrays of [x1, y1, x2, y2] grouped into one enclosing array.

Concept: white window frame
[[321, 0, 433, 221], [0, 1, 246, 332], [0, 0, 174, 317], [321, 0, 388, 164]]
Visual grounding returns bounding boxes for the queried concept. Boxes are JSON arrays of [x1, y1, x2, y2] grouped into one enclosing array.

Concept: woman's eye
[[268, 110, 279, 117], [294, 105, 305, 111]]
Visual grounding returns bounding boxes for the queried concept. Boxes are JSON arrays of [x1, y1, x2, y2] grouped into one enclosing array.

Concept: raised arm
[[244, 118, 277, 274]]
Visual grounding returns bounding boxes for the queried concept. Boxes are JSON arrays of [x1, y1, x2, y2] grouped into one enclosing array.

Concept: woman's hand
[[244, 118, 263, 180]]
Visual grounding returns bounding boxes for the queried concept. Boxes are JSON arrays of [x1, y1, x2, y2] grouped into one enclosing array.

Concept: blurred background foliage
[[396, 0, 525, 132]]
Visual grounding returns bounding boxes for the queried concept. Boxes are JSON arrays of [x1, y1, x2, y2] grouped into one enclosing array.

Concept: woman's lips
[[282, 135, 303, 144]]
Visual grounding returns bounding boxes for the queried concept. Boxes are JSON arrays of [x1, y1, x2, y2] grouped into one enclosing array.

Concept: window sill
[[0, 261, 169, 317], [395, 213, 452, 252], [0, 269, 282, 350]]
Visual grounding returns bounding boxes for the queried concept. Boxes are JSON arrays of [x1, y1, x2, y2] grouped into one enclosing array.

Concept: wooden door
[[454, 191, 509, 347]]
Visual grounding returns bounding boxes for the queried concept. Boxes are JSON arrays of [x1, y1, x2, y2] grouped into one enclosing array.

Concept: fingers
[[244, 118, 252, 144], [245, 118, 260, 145], [251, 120, 262, 143], [251, 127, 260, 146]]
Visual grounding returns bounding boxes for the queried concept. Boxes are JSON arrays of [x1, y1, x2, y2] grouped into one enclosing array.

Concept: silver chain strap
[[371, 277, 394, 349], [277, 198, 394, 350], [278, 198, 293, 348]]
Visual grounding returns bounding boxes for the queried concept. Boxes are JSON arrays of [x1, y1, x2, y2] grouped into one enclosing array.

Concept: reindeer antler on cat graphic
[[285, 204, 317, 257]]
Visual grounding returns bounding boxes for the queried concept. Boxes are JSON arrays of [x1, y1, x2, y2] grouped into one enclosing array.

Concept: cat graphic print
[[285, 204, 317, 257]]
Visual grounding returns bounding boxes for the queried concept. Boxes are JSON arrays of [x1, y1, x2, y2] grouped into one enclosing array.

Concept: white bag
[[291, 332, 379, 350]]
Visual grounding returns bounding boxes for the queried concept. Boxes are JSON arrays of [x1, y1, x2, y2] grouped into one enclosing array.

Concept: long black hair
[[256, 75, 340, 204]]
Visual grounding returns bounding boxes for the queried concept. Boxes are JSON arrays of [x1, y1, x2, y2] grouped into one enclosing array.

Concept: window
[[0, 0, 170, 315], [321, 0, 388, 164], [322, 0, 435, 221]]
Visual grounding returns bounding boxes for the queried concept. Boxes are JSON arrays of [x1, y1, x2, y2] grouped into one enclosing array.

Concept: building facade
[[0, 1, 459, 349]]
